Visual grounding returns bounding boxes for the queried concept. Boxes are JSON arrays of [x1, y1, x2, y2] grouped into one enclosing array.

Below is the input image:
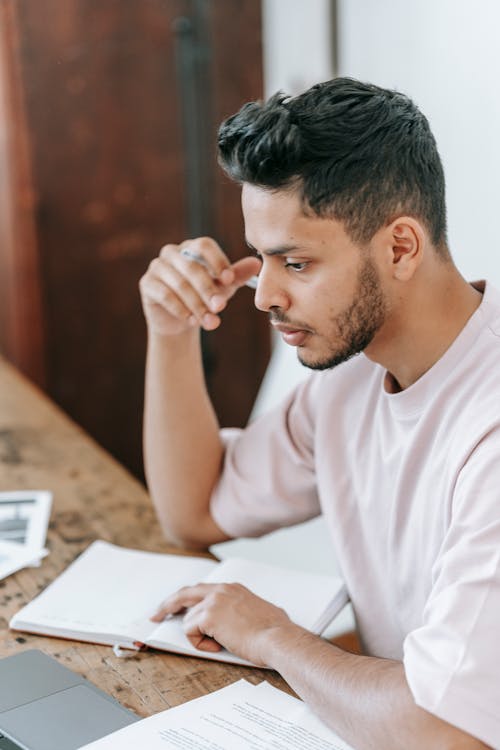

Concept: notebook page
[[11, 541, 217, 642]]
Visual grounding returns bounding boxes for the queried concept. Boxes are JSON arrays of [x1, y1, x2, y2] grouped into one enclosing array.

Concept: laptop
[[0, 650, 138, 750]]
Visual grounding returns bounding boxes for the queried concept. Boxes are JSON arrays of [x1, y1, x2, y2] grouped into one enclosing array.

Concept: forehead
[[241, 183, 308, 231], [241, 183, 344, 251]]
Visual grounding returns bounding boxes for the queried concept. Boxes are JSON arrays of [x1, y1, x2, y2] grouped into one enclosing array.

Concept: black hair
[[218, 77, 448, 255]]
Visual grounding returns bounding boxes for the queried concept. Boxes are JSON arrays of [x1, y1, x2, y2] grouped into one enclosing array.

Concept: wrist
[[146, 328, 205, 386], [257, 623, 313, 670], [147, 326, 200, 354]]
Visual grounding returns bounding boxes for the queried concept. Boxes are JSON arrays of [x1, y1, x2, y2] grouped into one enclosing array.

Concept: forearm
[[262, 627, 489, 750], [140, 238, 261, 547], [143, 329, 228, 548]]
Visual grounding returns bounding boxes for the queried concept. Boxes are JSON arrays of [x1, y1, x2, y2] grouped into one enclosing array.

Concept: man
[[139, 78, 499, 749]]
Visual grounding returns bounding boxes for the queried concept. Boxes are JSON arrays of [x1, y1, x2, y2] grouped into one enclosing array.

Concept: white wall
[[337, 0, 500, 286], [262, 0, 333, 98]]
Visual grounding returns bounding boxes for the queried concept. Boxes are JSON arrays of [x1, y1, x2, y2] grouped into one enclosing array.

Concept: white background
[[337, 0, 500, 286]]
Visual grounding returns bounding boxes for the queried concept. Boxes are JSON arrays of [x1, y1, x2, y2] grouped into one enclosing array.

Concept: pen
[[180, 248, 259, 290]]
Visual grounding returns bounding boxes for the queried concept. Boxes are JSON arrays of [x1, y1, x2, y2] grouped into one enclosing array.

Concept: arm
[[143, 327, 226, 549], [263, 625, 491, 750], [152, 584, 491, 750], [140, 238, 261, 549]]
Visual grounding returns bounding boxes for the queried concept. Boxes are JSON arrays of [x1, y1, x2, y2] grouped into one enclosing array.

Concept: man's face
[[242, 184, 388, 370]]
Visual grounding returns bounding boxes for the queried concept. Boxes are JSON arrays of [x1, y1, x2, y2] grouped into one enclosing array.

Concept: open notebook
[[10, 540, 348, 666]]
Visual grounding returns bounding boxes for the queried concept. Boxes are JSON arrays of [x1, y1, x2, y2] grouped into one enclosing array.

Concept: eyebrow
[[245, 239, 302, 256]]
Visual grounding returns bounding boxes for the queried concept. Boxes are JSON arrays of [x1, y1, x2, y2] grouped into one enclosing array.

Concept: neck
[[364, 264, 483, 392]]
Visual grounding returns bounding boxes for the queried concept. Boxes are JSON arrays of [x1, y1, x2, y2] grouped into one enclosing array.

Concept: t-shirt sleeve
[[403, 425, 500, 748], [210, 377, 322, 539]]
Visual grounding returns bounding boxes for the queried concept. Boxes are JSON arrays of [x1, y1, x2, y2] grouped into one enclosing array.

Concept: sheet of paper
[[79, 679, 354, 750], [0, 490, 52, 555], [0, 541, 48, 581], [0, 490, 52, 581]]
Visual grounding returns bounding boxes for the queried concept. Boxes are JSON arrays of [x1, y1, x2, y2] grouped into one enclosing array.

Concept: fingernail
[[202, 312, 219, 329], [209, 295, 225, 312]]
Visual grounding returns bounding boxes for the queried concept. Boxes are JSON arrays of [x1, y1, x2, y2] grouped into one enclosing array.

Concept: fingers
[[177, 237, 234, 282], [151, 583, 228, 654], [150, 583, 214, 622], [182, 600, 222, 652], [146, 255, 223, 330], [231, 256, 262, 288], [139, 275, 198, 327], [143, 238, 234, 332], [161, 244, 228, 316], [140, 236, 260, 335]]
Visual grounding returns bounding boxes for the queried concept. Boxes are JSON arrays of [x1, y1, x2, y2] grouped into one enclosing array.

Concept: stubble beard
[[299, 254, 387, 371]]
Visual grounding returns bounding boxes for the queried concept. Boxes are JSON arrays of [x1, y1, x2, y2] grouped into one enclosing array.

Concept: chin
[[298, 346, 362, 371], [297, 348, 332, 371]]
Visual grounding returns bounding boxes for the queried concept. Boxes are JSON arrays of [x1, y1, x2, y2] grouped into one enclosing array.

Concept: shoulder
[[460, 282, 500, 405]]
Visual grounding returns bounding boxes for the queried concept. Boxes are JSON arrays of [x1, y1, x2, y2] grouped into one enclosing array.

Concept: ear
[[385, 217, 424, 281]]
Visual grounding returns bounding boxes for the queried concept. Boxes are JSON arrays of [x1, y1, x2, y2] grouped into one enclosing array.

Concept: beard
[[300, 253, 387, 371]]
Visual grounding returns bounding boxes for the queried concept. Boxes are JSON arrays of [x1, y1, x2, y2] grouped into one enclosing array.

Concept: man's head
[[217, 78, 450, 371], [218, 77, 448, 255]]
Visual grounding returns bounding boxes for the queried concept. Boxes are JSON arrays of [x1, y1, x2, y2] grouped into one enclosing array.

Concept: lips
[[271, 323, 310, 347]]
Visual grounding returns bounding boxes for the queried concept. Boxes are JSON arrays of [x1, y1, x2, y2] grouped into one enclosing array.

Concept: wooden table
[[0, 357, 291, 716]]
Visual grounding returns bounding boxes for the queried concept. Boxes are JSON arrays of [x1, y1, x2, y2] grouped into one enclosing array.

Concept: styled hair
[[217, 77, 448, 254]]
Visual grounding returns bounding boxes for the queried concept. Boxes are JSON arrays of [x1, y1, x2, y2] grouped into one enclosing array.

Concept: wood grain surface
[[0, 357, 292, 717]]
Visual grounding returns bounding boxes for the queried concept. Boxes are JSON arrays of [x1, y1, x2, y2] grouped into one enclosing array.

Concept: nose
[[254, 264, 290, 313]]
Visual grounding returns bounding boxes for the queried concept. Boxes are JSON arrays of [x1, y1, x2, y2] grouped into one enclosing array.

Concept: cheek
[[307, 281, 347, 318]]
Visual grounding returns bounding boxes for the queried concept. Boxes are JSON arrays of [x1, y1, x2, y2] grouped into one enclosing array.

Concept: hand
[[139, 237, 261, 336], [151, 582, 298, 666]]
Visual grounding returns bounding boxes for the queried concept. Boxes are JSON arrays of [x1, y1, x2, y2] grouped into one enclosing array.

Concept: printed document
[[80, 679, 354, 750]]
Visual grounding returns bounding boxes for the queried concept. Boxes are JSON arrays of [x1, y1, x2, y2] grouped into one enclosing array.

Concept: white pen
[[180, 247, 259, 290]]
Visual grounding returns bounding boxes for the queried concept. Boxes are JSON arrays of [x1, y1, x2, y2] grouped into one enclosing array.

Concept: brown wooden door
[[0, 0, 269, 478]]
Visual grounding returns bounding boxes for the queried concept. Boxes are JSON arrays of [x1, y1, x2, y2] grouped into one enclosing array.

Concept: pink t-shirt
[[211, 281, 500, 747]]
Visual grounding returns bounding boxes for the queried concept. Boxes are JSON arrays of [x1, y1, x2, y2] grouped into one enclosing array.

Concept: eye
[[284, 259, 308, 272]]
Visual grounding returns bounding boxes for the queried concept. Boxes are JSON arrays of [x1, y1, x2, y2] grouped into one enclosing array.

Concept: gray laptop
[[0, 650, 138, 750]]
